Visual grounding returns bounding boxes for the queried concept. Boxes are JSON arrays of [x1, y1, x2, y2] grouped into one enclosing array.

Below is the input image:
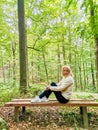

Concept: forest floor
[[0, 105, 98, 130]]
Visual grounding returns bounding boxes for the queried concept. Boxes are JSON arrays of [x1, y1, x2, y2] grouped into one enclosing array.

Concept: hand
[[46, 86, 51, 90]]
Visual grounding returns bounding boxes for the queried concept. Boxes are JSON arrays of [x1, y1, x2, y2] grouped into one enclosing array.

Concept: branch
[[27, 46, 42, 52]]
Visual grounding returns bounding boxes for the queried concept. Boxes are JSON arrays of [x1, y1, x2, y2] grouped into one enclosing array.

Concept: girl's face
[[62, 67, 70, 76]]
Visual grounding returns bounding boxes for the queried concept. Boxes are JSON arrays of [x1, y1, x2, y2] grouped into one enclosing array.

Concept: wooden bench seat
[[4, 98, 98, 129], [5, 100, 98, 107]]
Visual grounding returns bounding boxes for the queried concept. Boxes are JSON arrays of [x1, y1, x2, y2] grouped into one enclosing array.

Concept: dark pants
[[39, 82, 69, 103]]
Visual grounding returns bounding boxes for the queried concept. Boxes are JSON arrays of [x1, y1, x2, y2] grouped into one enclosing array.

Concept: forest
[[0, 0, 98, 130], [0, 0, 98, 92]]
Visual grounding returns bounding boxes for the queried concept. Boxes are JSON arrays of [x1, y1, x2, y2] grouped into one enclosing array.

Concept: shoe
[[41, 96, 48, 102], [31, 96, 41, 103]]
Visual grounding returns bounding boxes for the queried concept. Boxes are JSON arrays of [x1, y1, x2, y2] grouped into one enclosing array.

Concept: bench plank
[[4, 100, 98, 107], [12, 98, 95, 102]]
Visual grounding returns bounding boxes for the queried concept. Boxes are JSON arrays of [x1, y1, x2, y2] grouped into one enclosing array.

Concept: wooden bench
[[4, 98, 98, 129]]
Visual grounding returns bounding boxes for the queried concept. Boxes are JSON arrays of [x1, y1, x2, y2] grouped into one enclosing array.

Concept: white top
[[50, 76, 74, 100]]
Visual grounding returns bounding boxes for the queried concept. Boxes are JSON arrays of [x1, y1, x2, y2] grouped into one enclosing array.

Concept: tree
[[89, 0, 98, 91], [17, 0, 28, 93]]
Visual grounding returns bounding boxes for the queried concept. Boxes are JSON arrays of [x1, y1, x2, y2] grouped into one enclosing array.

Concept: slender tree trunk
[[78, 65, 83, 90], [78, 54, 83, 90], [81, 42, 86, 90], [31, 61, 34, 84], [74, 50, 78, 90], [57, 44, 61, 82], [37, 54, 41, 82], [95, 38, 98, 91], [1, 52, 5, 83], [8, 61, 11, 82], [17, 0, 28, 93], [42, 51, 49, 84], [62, 34, 66, 65], [86, 62, 89, 86], [83, 62, 86, 90], [90, 0, 98, 91], [60, 16, 66, 65], [11, 40, 16, 85], [89, 44, 96, 88], [68, 25, 72, 65]]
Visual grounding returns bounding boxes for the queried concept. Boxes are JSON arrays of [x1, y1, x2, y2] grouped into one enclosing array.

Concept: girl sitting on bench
[[31, 65, 74, 103]]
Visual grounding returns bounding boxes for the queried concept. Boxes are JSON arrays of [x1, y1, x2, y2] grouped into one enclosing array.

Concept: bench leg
[[14, 107, 20, 122], [22, 106, 26, 114], [80, 106, 88, 129]]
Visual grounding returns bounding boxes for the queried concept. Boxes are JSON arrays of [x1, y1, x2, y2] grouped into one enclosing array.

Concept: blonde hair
[[62, 65, 73, 77]]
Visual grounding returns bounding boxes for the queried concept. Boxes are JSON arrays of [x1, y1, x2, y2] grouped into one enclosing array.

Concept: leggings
[[39, 82, 69, 103]]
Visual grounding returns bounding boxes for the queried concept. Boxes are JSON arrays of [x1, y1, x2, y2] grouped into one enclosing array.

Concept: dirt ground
[[0, 106, 98, 130]]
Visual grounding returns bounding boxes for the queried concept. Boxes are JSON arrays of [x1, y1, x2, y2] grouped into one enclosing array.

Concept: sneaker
[[41, 96, 48, 102], [31, 96, 41, 103]]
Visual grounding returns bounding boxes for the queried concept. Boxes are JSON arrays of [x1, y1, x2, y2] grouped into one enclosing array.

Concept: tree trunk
[[89, 44, 96, 88], [57, 43, 61, 82], [68, 25, 72, 65], [62, 34, 66, 65], [95, 38, 98, 91], [78, 54, 83, 90], [90, 0, 98, 91], [1, 52, 5, 83], [37, 54, 41, 82], [17, 0, 28, 93], [12, 40, 16, 85], [42, 51, 49, 84], [83, 62, 87, 90], [74, 50, 78, 90]]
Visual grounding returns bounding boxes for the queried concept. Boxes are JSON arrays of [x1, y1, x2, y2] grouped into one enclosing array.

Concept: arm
[[50, 77, 74, 91]]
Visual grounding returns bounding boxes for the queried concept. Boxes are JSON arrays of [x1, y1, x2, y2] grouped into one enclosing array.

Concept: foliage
[[0, 117, 8, 130], [0, 83, 20, 105], [0, 0, 98, 92]]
